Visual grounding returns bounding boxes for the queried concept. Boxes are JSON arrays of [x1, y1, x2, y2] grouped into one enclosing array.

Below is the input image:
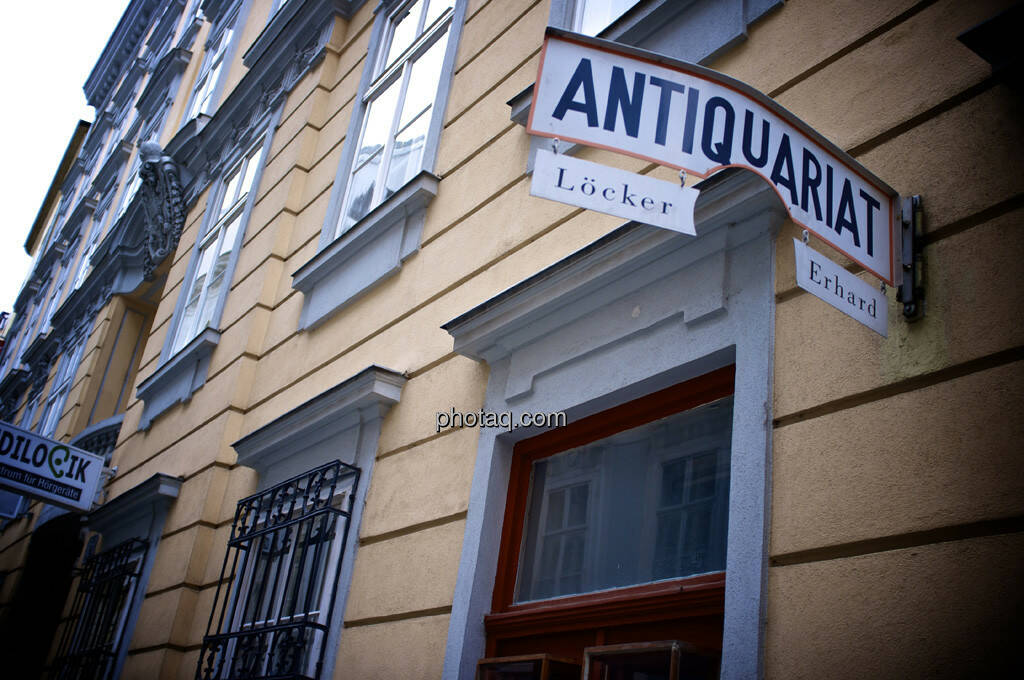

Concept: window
[[187, 24, 233, 120], [511, 384, 731, 604], [269, 0, 293, 16], [12, 302, 42, 369], [486, 367, 734, 665], [575, 0, 642, 35], [51, 539, 148, 680], [75, 204, 110, 291], [114, 159, 142, 224], [0, 490, 26, 519], [336, 0, 455, 235], [38, 338, 86, 438], [0, 321, 23, 379], [197, 461, 359, 680], [170, 141, 264, 355], [20, 391, 41, 431], [41, 264, 69, 334]]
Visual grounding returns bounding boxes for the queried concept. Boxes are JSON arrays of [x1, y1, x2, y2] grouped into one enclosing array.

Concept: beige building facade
[[0, 0, 1021, 678]]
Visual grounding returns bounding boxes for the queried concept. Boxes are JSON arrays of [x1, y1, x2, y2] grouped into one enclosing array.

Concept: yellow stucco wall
[[4, 0, 1016, 678], [716, 0, 1024, 676]]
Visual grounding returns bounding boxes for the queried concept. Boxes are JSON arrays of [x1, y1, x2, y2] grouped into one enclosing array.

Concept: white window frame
[[168, 138, 267, 356], [41, 263, 69, 334], [75, 202, 111, 291], [20, 390, 41, 431], [521, 474, 597, 602], [573, 0, 643, 35], [334, 0, 457, 238], [13, 302, 42, 369], [186, 20, 235, 120], [38, 338, 86, 438], [113, 158, 142, 225], [226, 485, 351, 678]]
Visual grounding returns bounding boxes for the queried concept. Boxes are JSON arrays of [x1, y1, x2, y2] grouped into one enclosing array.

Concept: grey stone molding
[[243, 0, 369, 69], [200, 0, 239, 27], [170, 0, 344, 211], [85, 471, 182, 680], [233, 365, 405, 478], [442, 169, 784, 680], [57, 194, 101, 250], [142, 0, 188, 68], [70, 413, 126, 459], [135, 328, 220, 430], [138, 141, 187, 280], [292, 171, 439, 329], [92, 141, 135, 201], [88, 473, 181, 538], [136, 47, 193, 123], [85, 0, 162, 108], [0, 368, 29, 419], [230, 364, 404, 680]]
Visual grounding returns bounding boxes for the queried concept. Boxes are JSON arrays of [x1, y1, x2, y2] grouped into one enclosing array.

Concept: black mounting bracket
[[897, 195, 924, 321]]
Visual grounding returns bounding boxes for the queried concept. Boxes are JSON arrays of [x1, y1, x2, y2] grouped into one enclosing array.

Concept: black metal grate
[[196, 460, 360, 680], [51, 537, 148, 680]]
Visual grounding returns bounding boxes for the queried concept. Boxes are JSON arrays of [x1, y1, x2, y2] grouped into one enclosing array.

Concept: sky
[[0, 0, 132, 324]]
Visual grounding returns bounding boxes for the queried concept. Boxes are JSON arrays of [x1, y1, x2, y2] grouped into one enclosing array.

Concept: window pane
[[399, 33, 448, 130], [384, 0, 424, 71], [175, 241, 216, 350], [515, 396, 733, 603], [423, 0, 454, 28], [220, 167, 242, 218], [384, 110, 429, 198], [360, 79, 401, 165], [197, 216, 241, 330], [340, 150, 382, 233], [240, 146, 263, 197], [578, 0, 642, 35]]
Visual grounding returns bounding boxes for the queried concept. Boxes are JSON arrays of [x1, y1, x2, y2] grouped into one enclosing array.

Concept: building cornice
[[443, 170, 784, 363], [88, 473, 181, 535], [25, 121, 91, 256], [233, 365, 405, 475], [172, 0, 361, 208], [85, 0, 163, 108], [136, 47, 193, 122]]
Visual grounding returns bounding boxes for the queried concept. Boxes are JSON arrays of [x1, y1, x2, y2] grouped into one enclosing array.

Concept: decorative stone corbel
[[138, 141, 186, 280]]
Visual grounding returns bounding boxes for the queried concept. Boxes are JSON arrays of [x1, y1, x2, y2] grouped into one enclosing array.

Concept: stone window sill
[[292, 171, 439, 330], [135, 328, 220, 430]]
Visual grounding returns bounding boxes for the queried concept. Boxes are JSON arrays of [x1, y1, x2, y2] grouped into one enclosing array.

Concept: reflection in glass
[[341, 151, 382, 233], [383, 0, 423, 70], [515, 396, 733, 603]]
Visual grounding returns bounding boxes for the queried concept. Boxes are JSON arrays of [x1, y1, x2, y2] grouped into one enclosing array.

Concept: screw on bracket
[[896, 195, 924, 321]]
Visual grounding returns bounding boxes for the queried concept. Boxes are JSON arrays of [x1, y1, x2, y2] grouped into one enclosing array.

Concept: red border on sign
[[527, 31, 900, 285]]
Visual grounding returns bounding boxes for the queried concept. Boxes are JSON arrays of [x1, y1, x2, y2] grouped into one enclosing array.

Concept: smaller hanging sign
[[531, 148, 698, 235], [793, 238, 887, 337], [0, 420, 105, 512]]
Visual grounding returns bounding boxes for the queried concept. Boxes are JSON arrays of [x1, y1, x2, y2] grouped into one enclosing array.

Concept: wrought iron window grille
[[197, 460, 360, 680], [51, 537, 149, 680]]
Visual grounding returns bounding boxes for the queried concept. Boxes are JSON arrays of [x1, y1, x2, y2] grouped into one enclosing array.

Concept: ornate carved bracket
[[139, 141, 185, 280]]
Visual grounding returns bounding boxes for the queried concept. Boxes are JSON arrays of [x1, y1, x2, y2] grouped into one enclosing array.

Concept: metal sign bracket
[[897, 195, 924, 321]]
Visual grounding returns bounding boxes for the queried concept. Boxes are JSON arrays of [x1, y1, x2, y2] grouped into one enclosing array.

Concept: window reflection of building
[[515, 396, 733, 605]]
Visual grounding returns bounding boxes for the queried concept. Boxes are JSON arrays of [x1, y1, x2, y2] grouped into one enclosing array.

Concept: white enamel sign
[[0, 420, 105, 512], [794, 239, 888, 337], [529, 30, 902, 285], [532, 149, 698, 235]]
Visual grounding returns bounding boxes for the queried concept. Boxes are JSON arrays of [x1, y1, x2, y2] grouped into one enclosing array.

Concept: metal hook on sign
[[552, 138, 561, 154], [880, 280, 887, 295], [801, 229, 809, 244], [679, 169, 687, 187]]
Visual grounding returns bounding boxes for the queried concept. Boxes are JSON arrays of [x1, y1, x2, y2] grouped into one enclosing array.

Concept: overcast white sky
[[0, 1, 132, 323]]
